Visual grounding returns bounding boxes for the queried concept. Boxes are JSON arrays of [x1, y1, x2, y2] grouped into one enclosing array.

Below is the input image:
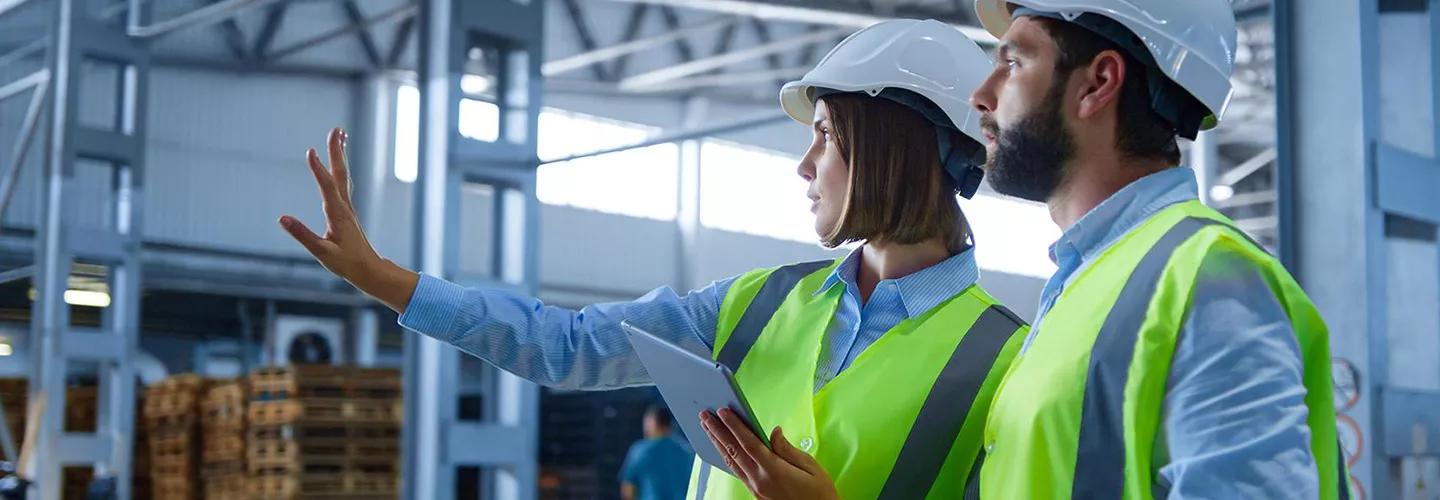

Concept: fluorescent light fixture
[[461, 74, 493, 95], [27, 288, 112, 308], [1210, 185, 1235, 202], [0, 344, 12, 356], [65, 290, 111, 308], [605, 0, 999, 44]]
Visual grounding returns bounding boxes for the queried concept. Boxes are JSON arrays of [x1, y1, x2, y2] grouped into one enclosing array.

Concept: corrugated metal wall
[[142, 66, 353, 255]]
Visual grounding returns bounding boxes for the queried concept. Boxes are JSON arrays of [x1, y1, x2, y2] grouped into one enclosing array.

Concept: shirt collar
[[1048, 167, 1200, 265], [814, 246, 981, 318]]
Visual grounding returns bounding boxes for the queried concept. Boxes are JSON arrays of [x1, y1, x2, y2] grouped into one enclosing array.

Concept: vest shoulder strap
[[716, 259, 834, 373], [1073, 216, 1222, 498], [878, 303, 1027, 500]]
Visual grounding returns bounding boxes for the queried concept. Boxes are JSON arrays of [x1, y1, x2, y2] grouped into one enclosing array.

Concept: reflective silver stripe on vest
[[715, 259, 833, 374], [1071, 216, 1224, 498], [877, 304, 1025, 500]]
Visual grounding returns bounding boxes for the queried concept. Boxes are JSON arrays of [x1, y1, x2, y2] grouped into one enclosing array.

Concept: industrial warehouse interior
[[0, 0, 1435, 498]]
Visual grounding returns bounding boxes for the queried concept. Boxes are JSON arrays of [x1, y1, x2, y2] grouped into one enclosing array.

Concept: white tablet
[[621, 320, 770, 475]]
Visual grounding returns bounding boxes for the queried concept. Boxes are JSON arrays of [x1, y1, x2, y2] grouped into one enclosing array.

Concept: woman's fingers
[[278, 216, 332, 258], [701, 411, 759, 481], [327, 127, 352, 205], [716, 409, 773, 466], [306, 148, 345, 218], [770, 427, 824, 476]]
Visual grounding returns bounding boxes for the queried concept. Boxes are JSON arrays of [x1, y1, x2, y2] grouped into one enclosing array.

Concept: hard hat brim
[[974, 0, 1014, 39], [779, 82, 815, 125]]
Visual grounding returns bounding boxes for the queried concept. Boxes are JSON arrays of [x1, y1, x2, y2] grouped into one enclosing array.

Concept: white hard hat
[[779, 19, 994, 198], [974, 0, 1237, 137]]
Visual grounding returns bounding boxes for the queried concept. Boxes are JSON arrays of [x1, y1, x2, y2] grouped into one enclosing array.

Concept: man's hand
[[699, 409, 840, 500]]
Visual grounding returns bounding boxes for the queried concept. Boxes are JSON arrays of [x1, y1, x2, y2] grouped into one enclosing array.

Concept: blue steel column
[[405, 0, 543, 498], [27, 0, 80, 496], [26, 0, 147, 497], [404, 0, 457, 496], [1276, 0, 1395, 497]]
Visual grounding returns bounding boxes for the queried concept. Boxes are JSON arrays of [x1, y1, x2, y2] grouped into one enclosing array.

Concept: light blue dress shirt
[[1027, 167, 1319, 498], [398, 248, 979, 393]]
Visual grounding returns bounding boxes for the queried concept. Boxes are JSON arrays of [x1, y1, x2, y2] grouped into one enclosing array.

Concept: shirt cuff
[[397, 273, 467, 339]]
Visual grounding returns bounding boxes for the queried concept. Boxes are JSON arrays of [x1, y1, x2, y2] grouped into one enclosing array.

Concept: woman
[[279, 19, 1024, 500]]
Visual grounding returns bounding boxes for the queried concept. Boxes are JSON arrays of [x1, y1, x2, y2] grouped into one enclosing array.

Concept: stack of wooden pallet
[[143, 374, 208, 500], [247, 365, 402, 499], [0, 379, 140, 499], [62, 467, 94, 500], [0, 380, 99, 442], [134, 390, 151, 500], [64, 385, 97, 431], [59, 385, 98, 500], [202, 380, 249, 500], [0, 378, 26, 444]]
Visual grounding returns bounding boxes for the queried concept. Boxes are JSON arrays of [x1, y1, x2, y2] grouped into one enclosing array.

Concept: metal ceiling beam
[[252, 3, 288, 59], [749, 18, 782, 71], [129, 0, 290, 39], [0, 0, 36, 21], [657, 6, 697, 63], [1217, 146, 1278, 186], [340, 0, 383, 67], [0, 39, 44, 70], [543, 15, 734, 77], [627, 65, 809, 93], [793, 24, 824, 68], [540, 111, 791, 164], [559, 0, 611, 80], [619, 25, 846, 90], [709, 19, 739, 60], [0, 70, 47, 230], [209, 0, 251, 60], [610, 3, 652, 79], [604, 0, 996, 43], [267, 3, 418, 63], [153, 54, 365, 79], [387, 15, 415, 67]]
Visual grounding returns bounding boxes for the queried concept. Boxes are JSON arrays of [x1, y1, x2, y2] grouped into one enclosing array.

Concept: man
[[968, 1, 1350, 498], [621, 405, 694, 500]]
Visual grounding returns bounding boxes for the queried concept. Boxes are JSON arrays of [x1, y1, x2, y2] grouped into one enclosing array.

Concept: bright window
[[393, 85, 419, 183], [536, 109, 677, 221], [698, 140, 814, 242], [457, 99, 500, 143], [395, 88, 502, 182], [957, 194, 1060, 278], [394, 86, 678, 220]]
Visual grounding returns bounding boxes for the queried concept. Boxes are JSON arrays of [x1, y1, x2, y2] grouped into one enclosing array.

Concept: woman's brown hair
[[818, 93, 972, 253]]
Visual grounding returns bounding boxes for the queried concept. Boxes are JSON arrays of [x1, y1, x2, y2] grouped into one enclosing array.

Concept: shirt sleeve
[[620, 441, 646, 485], [398, 273, 733, 390], [1158, 246, 1319, 499]]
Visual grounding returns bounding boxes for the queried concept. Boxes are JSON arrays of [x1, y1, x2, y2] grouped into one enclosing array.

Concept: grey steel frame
[[0, 0, 150, 498], [405, 0, 543, 499]]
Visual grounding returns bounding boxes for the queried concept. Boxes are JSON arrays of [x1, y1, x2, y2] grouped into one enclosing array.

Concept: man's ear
[[1076, 50, 1126, 120]]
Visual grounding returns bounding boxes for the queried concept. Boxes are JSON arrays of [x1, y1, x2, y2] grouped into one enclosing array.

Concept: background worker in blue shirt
[[620, 406, 694, 500]]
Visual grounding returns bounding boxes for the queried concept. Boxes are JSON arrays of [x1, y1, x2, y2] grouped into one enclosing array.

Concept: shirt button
[[799, 437, 814, 451], [985, 441, 995, 453]]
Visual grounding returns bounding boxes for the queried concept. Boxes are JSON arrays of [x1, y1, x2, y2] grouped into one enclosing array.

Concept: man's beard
[[982, 82, 1075, 203]]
